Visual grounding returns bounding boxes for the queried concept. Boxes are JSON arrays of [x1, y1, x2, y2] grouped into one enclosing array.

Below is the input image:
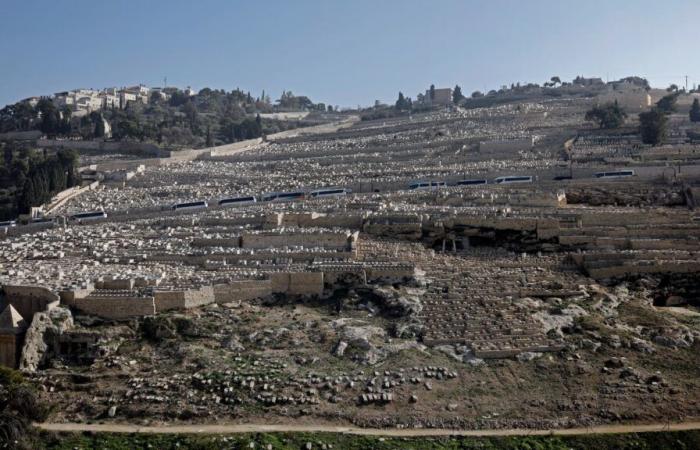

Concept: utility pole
[[685, 75, 688, 92]]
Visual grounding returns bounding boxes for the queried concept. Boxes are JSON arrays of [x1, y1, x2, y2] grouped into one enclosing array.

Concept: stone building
[[425, 87, 453, 106]]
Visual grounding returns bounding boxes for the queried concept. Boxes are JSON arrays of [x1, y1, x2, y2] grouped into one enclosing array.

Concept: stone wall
[[363, 222, 422, 238], [153, 286, 215, 312], [213, 280, 272, 303], [191, 238, 241, 248], [479, 137, 534, 153], [269, 272, 324, 296], [37, 139, 165, 157], [70, 296, 156, 318], [586, 261, 700, 279], [240, 232, 351, 250], [201, 138, 263, 157], [0, 130, 42, 141], [365, 265, 415, 282], [99, 279, 135, 290]]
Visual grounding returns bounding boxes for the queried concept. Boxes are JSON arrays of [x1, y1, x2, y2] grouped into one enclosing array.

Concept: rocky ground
[[28, 245, 700, 430]]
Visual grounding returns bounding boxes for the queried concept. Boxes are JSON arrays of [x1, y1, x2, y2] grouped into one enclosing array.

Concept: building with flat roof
[[425, 87, 453, 106]]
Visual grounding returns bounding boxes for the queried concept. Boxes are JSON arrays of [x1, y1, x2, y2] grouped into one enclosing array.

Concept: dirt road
[[36, 420, 700, 437]]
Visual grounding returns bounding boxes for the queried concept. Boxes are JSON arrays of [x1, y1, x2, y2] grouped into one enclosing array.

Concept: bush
[[656, 93, 678, 114], [639, 108, 668, 145], [689, 98, 700, 122], [0, 368, 50, 449], [585, 102, 627, 129]]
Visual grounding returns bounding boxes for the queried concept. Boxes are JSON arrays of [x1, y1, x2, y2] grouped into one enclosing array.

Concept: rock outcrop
[[19, 307, 73, 372]]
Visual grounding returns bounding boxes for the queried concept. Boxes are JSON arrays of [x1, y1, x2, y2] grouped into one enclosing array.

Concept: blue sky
[[1, 0, 699, 108]]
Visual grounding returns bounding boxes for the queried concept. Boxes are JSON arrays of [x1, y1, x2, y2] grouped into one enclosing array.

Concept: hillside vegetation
[[0, 88, 334, 149]]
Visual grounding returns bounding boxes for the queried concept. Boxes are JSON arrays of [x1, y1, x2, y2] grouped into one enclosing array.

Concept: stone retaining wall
[[213, 280, 272, 303], [71, 296, 156, 318], [270, 272, 324, 296]]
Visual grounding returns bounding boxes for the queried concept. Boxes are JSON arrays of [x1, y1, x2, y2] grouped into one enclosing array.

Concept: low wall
[[280, 212, 365, 230], [0, 130, 42, 141], [37, 139, 165, 157], [587, 261, 700, 279], [98, 279, 135, 290], [191, 238, 241, 248], [269, 272, 324, 296], [70, 296, 156, 318], [154, 286, 215, 313], [44, 180, 100, 214], [201, 138, 263, 157], [479, 137, 534, 153], [240, 232, 351, 250], [450, 216, 539, 231], [213, 280, 272, 303], [266, 116, 359, 141], [365, 266, 415, 281]]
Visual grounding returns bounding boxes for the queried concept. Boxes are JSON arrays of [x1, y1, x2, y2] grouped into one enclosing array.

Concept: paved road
[[36, 421, 700, 437]]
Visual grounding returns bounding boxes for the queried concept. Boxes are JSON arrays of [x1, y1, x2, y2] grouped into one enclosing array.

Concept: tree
[[3, 143, 13, 166], [429, 84, 436, 101], [182, 100, 197, 130], [639, 108, 667, 145], [471, 90, 484, 98], [94, 115, 106, 138], [168, 90, 189, 107], [550, 76, 561, 85], [36, 99, 60, 136], [88, 112, 105, 138], [205, 125, 213, 147], [452, 85, 464, 104], [656, 93, 678, 114], [667, 84, 679, 93], [149, 91, 163, 105], [395, 92, 408, 111], [585, 102, 627, 129], [690, 98, 700, 123]]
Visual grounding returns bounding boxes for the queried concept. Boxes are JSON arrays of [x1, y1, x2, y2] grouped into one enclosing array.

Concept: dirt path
[[36, 420, 700, 437]]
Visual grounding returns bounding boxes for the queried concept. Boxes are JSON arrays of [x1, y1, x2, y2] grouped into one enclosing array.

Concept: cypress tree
[[690, 98, 700, 122]]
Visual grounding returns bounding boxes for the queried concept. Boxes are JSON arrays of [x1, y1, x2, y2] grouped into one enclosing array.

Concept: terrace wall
[[70, 296, 156, 318], [213, 280, 272, 303], [270, 272, 324, 296], [154, 286, 215, 312]]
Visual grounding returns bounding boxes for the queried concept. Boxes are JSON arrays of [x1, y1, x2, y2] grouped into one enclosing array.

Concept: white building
[[100, 92, 120, 109], [119, 91, 138, 108]]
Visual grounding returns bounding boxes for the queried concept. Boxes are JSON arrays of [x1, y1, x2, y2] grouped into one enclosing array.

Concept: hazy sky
[[1, 0, 699, 108]]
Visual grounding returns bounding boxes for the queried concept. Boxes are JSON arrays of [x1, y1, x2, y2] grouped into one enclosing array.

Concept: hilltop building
[[424, 87, 453, 106], [51, 84, 156, 116]]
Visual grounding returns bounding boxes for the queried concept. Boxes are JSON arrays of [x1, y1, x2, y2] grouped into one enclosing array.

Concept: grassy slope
[[36, 430, 700, 450]]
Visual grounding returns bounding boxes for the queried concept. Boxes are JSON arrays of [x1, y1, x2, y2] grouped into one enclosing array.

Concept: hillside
[[0, 87, 338, 149]]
